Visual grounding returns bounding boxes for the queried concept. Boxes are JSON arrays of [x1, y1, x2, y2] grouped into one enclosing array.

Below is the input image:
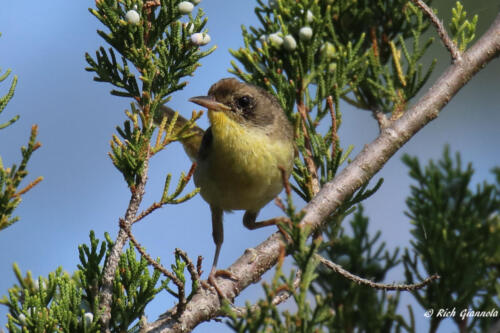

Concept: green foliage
[[108, 103, 153, 186], [0, 70, 18, 129], [110, 241, 168, 331], [164, 249, 195, 301], [0, 231, 168, 332], [0, 125, 41, 231], [109, 102, 201, 197], [227, 201, 334, 332], [1, 265, 99, 333], [86, 0, 215, 107], [353, 2, 435, 116], [230, 0, 369, 202], [0, 33, 42, 231], [227, 255, 333, 333], [227, 2, 437, 331], [230, 0, 434, 209], [228, 147, 500, 333], [86, 0, 213, 191], [225, 181, 392, 332], [2, 1, 495, 332], [313, 205, 411, 332], [226, 201, 410, 332], [449, 2, 478, 52], [77, 231, 106, 316], [402, 146, 500, 332]]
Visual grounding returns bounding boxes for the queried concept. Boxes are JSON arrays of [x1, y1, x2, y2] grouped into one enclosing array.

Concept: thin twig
[[133, 202, 163, 224], [274, 197, 287, 212], [278, 165, 292, 197], [316, 254, 439, 291], [120, 219, 183, 287], [184, 162, 197, 183], [14, 176, 43, 197], [411, 0, 461, 61], [370, 26, 379, 58], [297, 102, 320, 196], [175, 248, 201, 284], [276, 223, 293, 245], [196, 256, 203, 277], [326, 96, 338, 161], [99, 158, 149, 333], [120, 219, 187, 308], [134, 162, 196, 224], [275, 167, 294, 244], [230, 270, 302, 317], [143, 0, 161, 9], [342, 96, 391, 130], [373, 110, 391, 129]]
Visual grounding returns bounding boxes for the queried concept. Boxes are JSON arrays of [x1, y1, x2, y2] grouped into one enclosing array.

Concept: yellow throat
[[193, 110, 294, 212]]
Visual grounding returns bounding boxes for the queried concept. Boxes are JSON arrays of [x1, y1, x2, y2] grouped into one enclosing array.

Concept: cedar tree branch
[[143, 12, 500, 333]]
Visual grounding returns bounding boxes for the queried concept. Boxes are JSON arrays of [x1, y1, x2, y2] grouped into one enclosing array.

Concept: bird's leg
[[243, 210, 288, 230], [207, 205, 236, 299], [243, 210, 293, 244], [210, 205, 224, 271]]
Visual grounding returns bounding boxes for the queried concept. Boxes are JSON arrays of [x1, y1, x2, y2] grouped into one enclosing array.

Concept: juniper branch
[[230, 270, 302, 318], [99, 158, 149, 333], [120, 219, 187, 310], [139, 12, 500, 332], [316, 254, 438, 291], [411, 0, 461, 61]]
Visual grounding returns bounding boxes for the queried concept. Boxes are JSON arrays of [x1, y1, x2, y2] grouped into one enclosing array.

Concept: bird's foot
[[203, 269, 237, 300]]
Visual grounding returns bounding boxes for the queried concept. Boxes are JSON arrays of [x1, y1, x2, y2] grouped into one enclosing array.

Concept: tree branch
[[230, 270, 302, 317], [99, 160, 149, 333], [142, 13, 500, 332], [411, 0, 462, 61], [316, 254, 438, 291], [120, 219, 187, 306]]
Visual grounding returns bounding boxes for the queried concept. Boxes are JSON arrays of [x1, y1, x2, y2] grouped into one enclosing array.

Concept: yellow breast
[[194, 111, 294, 212]]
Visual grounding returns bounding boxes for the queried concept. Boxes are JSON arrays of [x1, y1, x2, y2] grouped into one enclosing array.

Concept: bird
[[156, 78, 294, 297]]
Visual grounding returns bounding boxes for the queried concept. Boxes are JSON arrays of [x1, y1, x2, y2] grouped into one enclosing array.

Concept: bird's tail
[[154, 105, 204, 161]]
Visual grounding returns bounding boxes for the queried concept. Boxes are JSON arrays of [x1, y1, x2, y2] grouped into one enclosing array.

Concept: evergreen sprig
[[109, 243, 167, 332], [227, 2, 437, 330], [230, 0, 373, 207], [0, 69, 18, 129], [402, 146, 500, 332], [86, 0, 214, 194], [225, 178, 333, 331], [0, 42, 42, 231], [86, 0, 215, 108], [229, 0, 433, 209], [0, 231, 167, 332], [314, 205, 409, 332], [449, 1, 478, 52], [0, 125, 42, 231], [226, 229, 334, 332], [82, 2, 217, 329], [353, 2, 436, 116], [1, 265, 99, 333]]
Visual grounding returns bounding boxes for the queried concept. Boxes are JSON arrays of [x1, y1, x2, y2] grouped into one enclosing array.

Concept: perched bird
[[157, 78, 294, 296]]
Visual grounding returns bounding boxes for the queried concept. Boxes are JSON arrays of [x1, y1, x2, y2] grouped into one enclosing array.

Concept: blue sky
[[0, 1, 499, 332]]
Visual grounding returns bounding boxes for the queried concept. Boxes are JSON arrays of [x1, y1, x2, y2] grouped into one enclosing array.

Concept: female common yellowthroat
[[158, 78, 294, 296]]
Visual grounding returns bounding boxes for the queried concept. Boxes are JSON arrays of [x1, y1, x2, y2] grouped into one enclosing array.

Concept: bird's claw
[[205, 269, 238, 300]]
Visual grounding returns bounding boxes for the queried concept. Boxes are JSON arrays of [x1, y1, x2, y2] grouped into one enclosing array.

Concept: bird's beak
[[189, 96, 231, 112]]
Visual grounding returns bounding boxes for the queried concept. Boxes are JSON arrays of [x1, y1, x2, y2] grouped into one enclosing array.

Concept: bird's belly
[[194, 129, 293, 212], [196, 171, 281, 211]]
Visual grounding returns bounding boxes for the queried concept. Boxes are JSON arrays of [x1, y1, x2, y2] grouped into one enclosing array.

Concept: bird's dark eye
[[236, 95, 252, 109]]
